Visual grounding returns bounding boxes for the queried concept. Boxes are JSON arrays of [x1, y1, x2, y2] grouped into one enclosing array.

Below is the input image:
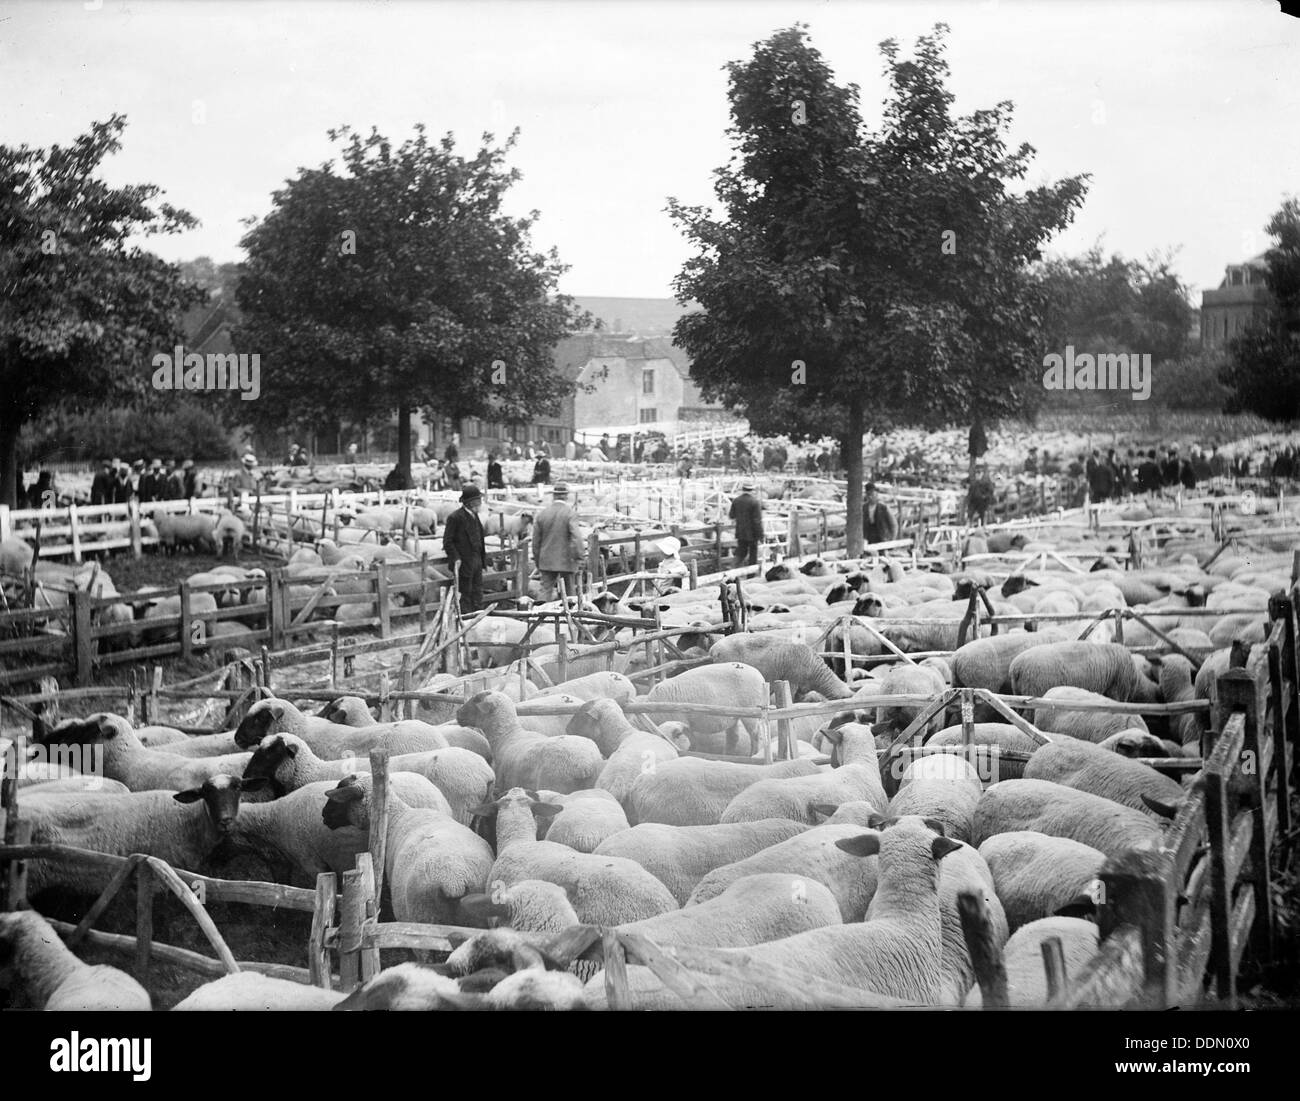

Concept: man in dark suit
[[862, 482, 897, 545], [729, 481, 763, 566], [487, 452, 505, 490], [443, 484, 487, 613], [1137, 449, 1161, 494], [90, 458, 116, 506]]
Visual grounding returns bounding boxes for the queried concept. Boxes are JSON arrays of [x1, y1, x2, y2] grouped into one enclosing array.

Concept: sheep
[[1009, 641, 1144, 700], [645, 663, 766, 756], [173, 972, 344, 1010], [34, 714, 252, 793], [925, 721, 1043, 782], [1022, 736, 1184, 814], [1098, 729, 1179, 758], [978, 831, 1107, 932], [593, 819, 809, 905], [541, 788, 630, 852], [971, 778, 1163, 858], [318, 695, 493, 760], [951, 628, 1071, 694], [19, 777, 131, 796], [135, 724, 188, 747], [474, 788, 678, 925], [151, 510, 218, 554], [1158, 654, 1202, 747], [865, 837, 1008, 1005], [687, 822, 880, 923], [148, 730, 240, 758], [457, 691, 602, 795], [564, 699, 680, 807], [720, 723, 886, 825], [322, 774, 494, 926], [602, 816, 963, 1008], [534, 671, 636, 705], [457, 879, 581, 933], [1033, 686, 1151, 743], [709, 633, 854, 699], [0, 909, 152, 1010], [21, 774, 270, 897], [887, 752, 984, 843], [625, 755, 821, 827], [141, 592, 219, 643], [873, 662, 948, 739], [965, 915, 1100, 1007], [233, 697, 452, 759]]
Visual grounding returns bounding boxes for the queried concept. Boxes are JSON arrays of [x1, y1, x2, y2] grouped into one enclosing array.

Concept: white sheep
[[978, 831, 1107, 932], [457, 692, 602, 795], [0, 909, 152, 1010], [1033, 686, 1150, 743], [534, 671, 636, 705], [644, 662, 766, 756], [1010, 641, 1145, 700], [593, 819, 811, 905], [173, 972, 344, 1010], [458, 879, 580, 933], [35, 713, 251, 792], [540, 789, 630, 852], [720, 723, 886, 825], [887, 752, 984, 844], [564, 699, 680, 806], [323, 774, 494, 926], [971, 778, 1163, 858], [626, 755, 821, 827], [687, 822, 880, 923], [331, 963, 477, 1011], [1023, 736, 1184, 815], [148, 729, 241, 758], [965, 915, 1100, 1007], [475, 788, 678, 925], [318, 695, 493, 759], [951, 628, 1071, 693], [232, 697, 452, 758]]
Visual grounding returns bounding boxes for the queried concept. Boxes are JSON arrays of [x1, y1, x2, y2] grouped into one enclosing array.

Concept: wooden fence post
[[135, 863, 154, 982], [72, 587, 94, 687], [267, 571, 284, 650], [368, 748, 390, 904], [338, 868, 364, 993], [68, 503, 83, 563], [774, 680, 795, 760], [1097, 846, 1177, 1008], [179, 581, 193, 661], [377, 671, 392, 723], [375, 561, 391, 638], [309, 872, 338, 989], [355, 852, 381, 982], [128, 498, 143, 558], [2, 820, 33, 910]]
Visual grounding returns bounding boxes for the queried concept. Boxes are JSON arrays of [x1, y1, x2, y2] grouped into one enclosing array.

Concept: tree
[[234, 124, 586, 485], [669, 25, 1088, 554], [0, 116, 204, 507], [1221, 198, 1300, 423]]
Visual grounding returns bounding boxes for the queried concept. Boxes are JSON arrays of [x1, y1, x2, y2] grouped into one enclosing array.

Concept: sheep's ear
[[1054, 895, 1097, 919], [458, 893, 511, 925], [1140, 793, 1181, 819], [173, 789, 204, 804], [922, 817, 947, 837], [835, 834, 880, 858], [446, 932, 471, 949], [271, 705, 285, 720], [284, 741, 300, 758], [820, 726, 844, 746], [523, 789, 541, 801], [931, 836, 963, 861], [866, 813, 893, 830], [809, 803, 839, 822], [469, 801, 499, 818], [240, 776, 272, 793], [531, 803, 564, 820]]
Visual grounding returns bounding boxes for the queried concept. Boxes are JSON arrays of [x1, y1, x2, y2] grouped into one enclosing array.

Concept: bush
[[18, 400, 237, 466], [1153, 350, 1232, 410]]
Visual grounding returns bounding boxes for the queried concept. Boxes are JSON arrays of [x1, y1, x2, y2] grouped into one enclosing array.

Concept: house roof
[[569, 296, 700, 337]]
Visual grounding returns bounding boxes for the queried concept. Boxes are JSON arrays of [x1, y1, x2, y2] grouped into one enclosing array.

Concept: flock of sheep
[[1, 502, 1293, 1011]]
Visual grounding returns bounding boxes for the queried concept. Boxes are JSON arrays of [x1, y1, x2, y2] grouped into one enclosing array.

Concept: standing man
[[181, 460, 199, 499], [91, 459, 116, 506], [729, 480, 763, 567], [531, 452, 551, 485], [112, 462, 134, 504], [487, 451, 505, 489], [1137, 449, 1161, 495], [139, 460, 162, 503], [862, 482, 897, 546], [443, 485, 487, 614], [166, 460, 185, 500], [530, 482, 584, 602]]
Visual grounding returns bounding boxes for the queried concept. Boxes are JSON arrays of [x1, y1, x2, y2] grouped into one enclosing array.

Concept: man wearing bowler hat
[[530, 482, 584, 602], [443, 484, 487, 614], [729, 480, 763, 567]]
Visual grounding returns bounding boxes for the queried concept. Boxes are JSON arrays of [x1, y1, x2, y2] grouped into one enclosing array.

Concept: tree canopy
[[234, 124, 586, 483], [1220, 197, 1300, 423], [668, 24, 1088, 553], [0, 115, 204, 506]]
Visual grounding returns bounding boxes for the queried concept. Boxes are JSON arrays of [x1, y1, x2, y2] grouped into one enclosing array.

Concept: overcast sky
[[2, 0, 1296, 300]]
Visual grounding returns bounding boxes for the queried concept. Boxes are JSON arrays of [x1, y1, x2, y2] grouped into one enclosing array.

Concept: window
[[639, 408, 657, 424], [642, 369, 655, 395]]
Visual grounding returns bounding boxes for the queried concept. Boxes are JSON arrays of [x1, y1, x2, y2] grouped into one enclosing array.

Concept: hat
[[741, 481, 756, 492], [242, 453, 258, 467], [658, 536, 681, 557], [552, 482, 569, 497], [182, 460, 194, 470], [132, 459, 145, 470], [864, 482, 879, 493], [150, 459, 163, 470], [460, 485, 482, 503], [110, 457, 120, 467]]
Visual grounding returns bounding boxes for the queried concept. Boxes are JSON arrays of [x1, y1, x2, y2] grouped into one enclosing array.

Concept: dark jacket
[[487, 461, 504, 489], [443, 506, 486, 568], [183, 470, 198, 498], [111, 475, 133, 504], [90, 469, 115, 506], [863, 501, 897, 544], [729, 493, 763, 541], [1137, 459, 1161, 492], [531, 458, 551, 485]]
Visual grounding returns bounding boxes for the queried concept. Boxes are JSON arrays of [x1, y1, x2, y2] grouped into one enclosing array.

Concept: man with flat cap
[[443, 484, 488, 614], [729, 480, 763, 567], [530, 482, 584, 602], [862, 482, 897, 545]]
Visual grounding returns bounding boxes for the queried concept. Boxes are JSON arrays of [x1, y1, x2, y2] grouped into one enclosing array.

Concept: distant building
[[1202, 254, 1273, 349]]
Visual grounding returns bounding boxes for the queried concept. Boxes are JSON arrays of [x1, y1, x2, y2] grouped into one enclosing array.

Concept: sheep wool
[[1023, 736, 1183, 816], [1010, 642, 1142, 701], [887, 753, 983, 844], [543, 789, 630, 852], [971, 778, 1163, 858], [1033, 686, 1151, 743], [458, 691, 602, 795], [978, 831, 1107, 932], [966, 916, 1100, 1007], [0, 909, 152, 1011], [626, 755, 821, 827], [173, 971, 344, 1010]]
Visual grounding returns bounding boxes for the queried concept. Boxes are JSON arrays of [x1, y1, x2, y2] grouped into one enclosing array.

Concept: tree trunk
[[396, 403, 412, 488], [844, 396, 865, 558], [0, 402, 21, 509]]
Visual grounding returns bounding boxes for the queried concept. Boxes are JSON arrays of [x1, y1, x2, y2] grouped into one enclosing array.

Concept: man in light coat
[[530, 482, 584, 602]]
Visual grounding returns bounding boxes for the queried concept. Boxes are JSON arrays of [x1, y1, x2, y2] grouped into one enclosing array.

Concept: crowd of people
[[85, 457, 200, 506]]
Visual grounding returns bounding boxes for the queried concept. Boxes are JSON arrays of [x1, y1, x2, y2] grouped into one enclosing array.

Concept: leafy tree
[[1221, 198, 1300, 423], [19, 402, 235, 467], [234, 124, 586, 486], [669, 25, 1087, 554], [0, 116, 204, 506]]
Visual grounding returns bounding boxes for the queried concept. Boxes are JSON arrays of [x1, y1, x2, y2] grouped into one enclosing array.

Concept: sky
[[1, 0, 1297, 302]]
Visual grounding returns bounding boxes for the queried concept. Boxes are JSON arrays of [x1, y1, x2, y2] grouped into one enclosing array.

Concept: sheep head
[[173, 773, 270, 835], [233, 698, 295, 749], [35, 712, 136, 749], [243, 733, 303, 795], [322, 774, 368, 830], [456, 691, 515, 734], [565, 698, 621, 741]]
